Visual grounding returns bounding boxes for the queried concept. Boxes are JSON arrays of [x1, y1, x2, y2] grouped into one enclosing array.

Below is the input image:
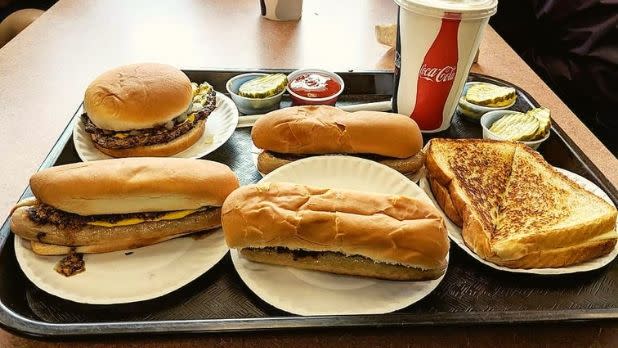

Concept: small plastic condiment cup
[[226, 73, 285, 115], [457, 82, 517, 122], [481, 110, 550, 150], [286, 68, 345, 106]]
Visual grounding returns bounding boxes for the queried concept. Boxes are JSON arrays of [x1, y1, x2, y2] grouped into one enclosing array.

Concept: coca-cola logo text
[[418, 64, 457, 83]]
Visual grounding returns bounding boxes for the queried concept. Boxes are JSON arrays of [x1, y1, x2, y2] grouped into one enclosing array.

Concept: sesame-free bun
[[251, 105, 423, 158], [222, 182, 449, 274], [93, 119, 205, 158], [256, 149, 426, 175], [11, 205, 222, 255], [29, 158, 240, 215], [84, 63, 193, 131], [239, 248, 446, 281]]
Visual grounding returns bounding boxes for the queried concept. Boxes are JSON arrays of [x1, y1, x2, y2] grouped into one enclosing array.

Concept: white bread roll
[[256, 149, 426, 175], [11, 205, 221, 253], [222, 182, 449, 272], [29, 158, 239, 215], [239, 248, 445, 281], [84, 63, 193, 131], [251, 105, 423, 158], [29, 231, 195, 255]]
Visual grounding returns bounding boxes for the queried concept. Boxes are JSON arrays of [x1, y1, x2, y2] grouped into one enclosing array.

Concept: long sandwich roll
[[10, 158, 239, 255], [251, 105, 425, 175], [222, 182, 449, 280]]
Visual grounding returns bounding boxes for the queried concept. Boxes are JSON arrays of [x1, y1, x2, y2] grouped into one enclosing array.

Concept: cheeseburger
[[252, 105, 425, 175], [10, 158, 239, 255], [82, 63, 216, 157]]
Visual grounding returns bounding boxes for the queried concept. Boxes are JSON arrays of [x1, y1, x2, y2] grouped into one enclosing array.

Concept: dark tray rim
[[0, 70, 616, 339], [2, 303, 618, 339]]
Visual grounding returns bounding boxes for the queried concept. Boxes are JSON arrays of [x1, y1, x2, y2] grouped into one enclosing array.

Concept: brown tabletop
[[0, 0, 616, 346]]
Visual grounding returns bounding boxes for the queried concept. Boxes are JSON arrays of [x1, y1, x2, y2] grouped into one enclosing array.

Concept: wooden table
[[0, 0, 616, 346]]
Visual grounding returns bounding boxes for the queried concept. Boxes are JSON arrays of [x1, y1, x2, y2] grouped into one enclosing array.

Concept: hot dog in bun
[[222, 182, 449, 280], [251, 105, 425, 175]]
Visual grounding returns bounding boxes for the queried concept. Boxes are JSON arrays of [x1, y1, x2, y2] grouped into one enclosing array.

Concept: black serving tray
[[0, 70, 616, 338]]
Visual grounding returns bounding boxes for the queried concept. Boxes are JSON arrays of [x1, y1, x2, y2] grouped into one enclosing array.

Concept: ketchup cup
[[286, 69, 345, 106]]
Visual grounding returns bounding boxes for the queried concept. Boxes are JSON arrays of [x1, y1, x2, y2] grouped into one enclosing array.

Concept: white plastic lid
[[394, 0, 498, 20]]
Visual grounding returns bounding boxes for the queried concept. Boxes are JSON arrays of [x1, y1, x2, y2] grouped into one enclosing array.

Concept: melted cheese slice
[[108, 112, 197, 140], [87, 209, 198, 227]]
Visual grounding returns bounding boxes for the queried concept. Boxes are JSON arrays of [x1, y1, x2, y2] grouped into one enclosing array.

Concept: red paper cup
[[392, 0, 498, 132]]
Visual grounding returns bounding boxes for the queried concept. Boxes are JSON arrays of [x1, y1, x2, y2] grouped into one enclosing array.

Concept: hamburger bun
[[29, 158, 239, 215], [251, 105, 423, 158], [84, 63, 193, 131], [93, 119, 206, 158], [222, 182, 449, 279], [256, 149, 426, 175]]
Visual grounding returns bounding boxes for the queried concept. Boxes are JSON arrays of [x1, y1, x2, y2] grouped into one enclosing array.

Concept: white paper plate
[[419, 168, 618, 274], [250, 144, 423, 182], [74, 92, 238, 161], [230, 155, 447, 316], [15, 230, 229, 304]]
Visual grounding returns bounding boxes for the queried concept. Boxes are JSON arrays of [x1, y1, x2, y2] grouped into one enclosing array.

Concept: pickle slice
[[490, 112, 539, 141], [457, 97, 483, 119], [489, 112, 522, 133], [238, 74, 288, 98], [465, 83, 517, 107], [527, 107, 551, 139]]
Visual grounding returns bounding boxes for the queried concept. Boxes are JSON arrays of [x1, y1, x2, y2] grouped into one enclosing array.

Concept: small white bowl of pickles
[[457, 82, 518, 121], [481, 107, 551, 150], [226, 73, 288, 115]]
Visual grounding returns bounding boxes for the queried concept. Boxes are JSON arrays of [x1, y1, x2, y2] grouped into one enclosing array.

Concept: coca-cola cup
[[392, 0, 498, 132]]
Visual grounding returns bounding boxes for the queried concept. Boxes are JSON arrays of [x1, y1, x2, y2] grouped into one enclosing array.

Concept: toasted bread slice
[[428, 175, 462, 226], [490, 145, 618, 265], [375, 24, 396, 48], [492, 231, 617, 268], [426, 139, 516, 260], [426, 139, 617, 269]]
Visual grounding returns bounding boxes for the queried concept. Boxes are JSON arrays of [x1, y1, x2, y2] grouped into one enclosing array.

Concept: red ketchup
[[288, 72, 342, 105]]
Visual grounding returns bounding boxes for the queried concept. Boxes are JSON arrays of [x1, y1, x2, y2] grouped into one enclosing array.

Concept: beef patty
[[27, 204, 212, 230], [83, 89, 216, 149]]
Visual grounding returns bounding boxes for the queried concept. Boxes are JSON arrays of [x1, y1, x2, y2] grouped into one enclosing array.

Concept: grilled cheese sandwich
[[426, 138, 617, 269]]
